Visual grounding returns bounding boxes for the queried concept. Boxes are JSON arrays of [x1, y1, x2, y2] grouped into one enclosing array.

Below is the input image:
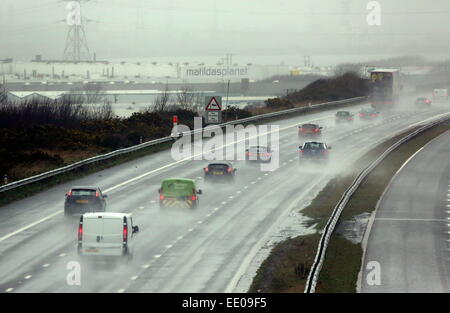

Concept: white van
[[77, 212, 139, 260]]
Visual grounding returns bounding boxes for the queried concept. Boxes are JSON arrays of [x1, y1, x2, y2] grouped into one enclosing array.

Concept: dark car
[[245, 146, 272, 163], [335, 111, 354, 123], [299, 141, 331, 162], [359, 107, 380, 120], [414, 97, 432, 108], [204, 162, 237, 182], [64, 186, 107, 217], [298, 124, 323, 138]]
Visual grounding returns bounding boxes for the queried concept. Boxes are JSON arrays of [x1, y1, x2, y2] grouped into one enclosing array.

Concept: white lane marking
[[154, 255, 161, 259], [166, 244, 173, 249], [251, 181, 256, 184], [131, 276, 138, 280], [5, 288, 14, 293], [59, 253, 66, 257], [188, 228, 194, 232], [0, 210, 61, 243], [2, 115, 336, 243], [138, 206, 145, 210], [376, 218, 447, 222], [142, 264, 150, 269], [117, 289, 125, 293], [206, 213, 211, 217], [229, 196, 234, 199], [42, 264, 50, 268], [197, 221, 203, 224], [244, 186, 249, 189], [24, 275, 32, 280], [214, 207, 219, 211], [236, 191, 241, 194], [221, 201, 227, 205], [177, 235, 184, 240]]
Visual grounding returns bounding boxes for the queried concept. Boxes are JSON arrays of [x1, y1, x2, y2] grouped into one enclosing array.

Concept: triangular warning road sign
[[205, 97, 222, 111]]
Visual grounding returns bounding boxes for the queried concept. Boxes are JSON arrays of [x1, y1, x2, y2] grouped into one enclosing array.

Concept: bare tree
[[84, 83, 106, 104], [0, 82, 8, 105], [334, 63, 363, 77], [175, 86, 196, 110], [153, 83, 171, 112]]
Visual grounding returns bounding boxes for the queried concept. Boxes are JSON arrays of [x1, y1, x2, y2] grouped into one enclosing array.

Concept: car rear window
[[208, 164, 229, 170], [337, 112, 349, 116], [304, 143, 325, 150], [161, 180, 195, 196], [301, 124, 317, 128], [71, 189, 97, 196]]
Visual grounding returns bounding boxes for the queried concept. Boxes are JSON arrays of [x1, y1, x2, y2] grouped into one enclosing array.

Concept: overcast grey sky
[[1, 0, 450, 63]]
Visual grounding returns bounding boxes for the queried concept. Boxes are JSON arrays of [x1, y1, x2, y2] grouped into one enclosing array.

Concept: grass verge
[[248, 120, 450, 293]]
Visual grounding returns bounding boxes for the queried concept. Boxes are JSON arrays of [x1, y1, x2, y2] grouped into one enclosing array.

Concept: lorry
[[368, 69, 401, 111]]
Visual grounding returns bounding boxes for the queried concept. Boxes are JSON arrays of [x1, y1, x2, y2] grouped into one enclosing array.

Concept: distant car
[[64, 186, 107, 217], [158, 178, 202, 209], [335, 111, 354, 123], [204, 162, 237, 182], [298, 123, 323, 138], [359, 107, 380, 120], [245, 146, 272, 163], [299, 141, 331, 162], [414, 97, 432, 108]]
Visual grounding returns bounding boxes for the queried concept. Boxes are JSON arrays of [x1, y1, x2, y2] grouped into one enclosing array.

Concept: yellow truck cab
[[158, 178, 202, 209]]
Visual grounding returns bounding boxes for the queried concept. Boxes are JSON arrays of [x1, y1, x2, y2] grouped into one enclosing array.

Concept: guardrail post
[[139, 136, 143, 144], [3, 174, 7, 185]]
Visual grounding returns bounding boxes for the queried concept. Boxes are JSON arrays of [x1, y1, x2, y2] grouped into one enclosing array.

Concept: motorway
[[361, 130, 450, 293], [0, 98, 449, 293]]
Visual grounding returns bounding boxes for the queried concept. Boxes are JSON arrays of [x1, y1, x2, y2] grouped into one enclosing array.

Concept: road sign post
[[205, 96, 222, 124]]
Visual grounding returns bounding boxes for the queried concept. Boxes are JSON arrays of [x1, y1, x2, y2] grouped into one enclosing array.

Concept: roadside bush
[[286, 72, 369, 103]]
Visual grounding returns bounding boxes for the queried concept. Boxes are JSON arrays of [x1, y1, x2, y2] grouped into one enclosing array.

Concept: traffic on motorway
[[2, 1, 450, 302]]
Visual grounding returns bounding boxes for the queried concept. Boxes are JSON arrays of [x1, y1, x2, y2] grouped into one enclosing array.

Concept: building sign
[[184, 66, 249, 78]]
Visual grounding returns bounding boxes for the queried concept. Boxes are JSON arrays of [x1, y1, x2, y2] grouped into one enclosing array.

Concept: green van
[[158, 178, 202, 209]]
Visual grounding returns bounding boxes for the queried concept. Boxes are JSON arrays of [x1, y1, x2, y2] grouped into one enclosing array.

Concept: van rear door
[[82, 216, 104, 255]]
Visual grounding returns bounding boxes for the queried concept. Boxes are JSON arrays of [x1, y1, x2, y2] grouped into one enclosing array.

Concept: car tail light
[[314, 128, 320, 132], [247, 152, 252, 156], [263, 153, 270, 157], [191, 195, 197, 201], [227, 167, 233, 173], [299, 128, 304, 132], [204, 167, 209, 172], [123, 225, 128, 242], [67, 191, 72, 197], [159, 194, 165, 200], [78, 224, 83, 241], [300, 149, 304, 154], [371, 114, 377, 117], [95, 191, 99, 197]]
